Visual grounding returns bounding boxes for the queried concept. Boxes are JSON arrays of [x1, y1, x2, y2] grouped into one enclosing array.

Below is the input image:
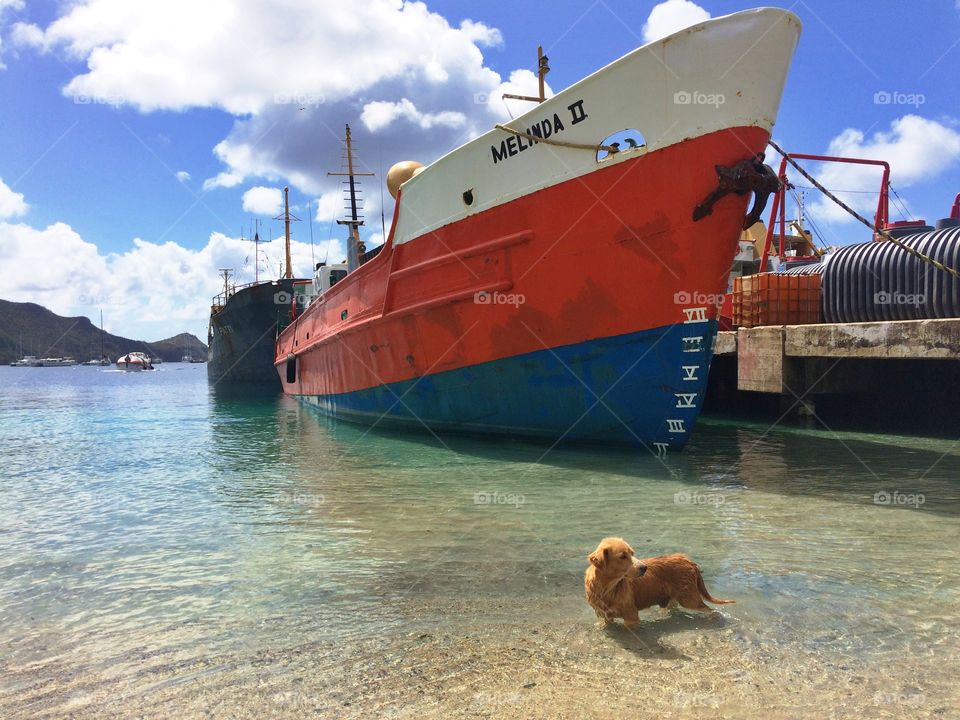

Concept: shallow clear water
[[0, 365, 958, 718]]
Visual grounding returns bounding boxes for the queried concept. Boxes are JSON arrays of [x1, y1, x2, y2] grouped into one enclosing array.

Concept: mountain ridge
[[0, 300, 207, 364]]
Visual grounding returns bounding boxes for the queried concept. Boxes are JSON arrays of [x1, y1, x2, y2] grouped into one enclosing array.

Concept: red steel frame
[[759, 153, 890, 271]]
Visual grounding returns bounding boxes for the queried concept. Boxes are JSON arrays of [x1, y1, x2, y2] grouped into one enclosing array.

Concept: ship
[[274, 8, 801, 451], [207, 191, 309, 385]]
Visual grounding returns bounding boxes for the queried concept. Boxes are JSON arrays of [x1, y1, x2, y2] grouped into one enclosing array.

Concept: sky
[[1, 0, 959, 342]]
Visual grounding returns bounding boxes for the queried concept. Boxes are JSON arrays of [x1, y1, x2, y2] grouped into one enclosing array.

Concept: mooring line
[[494, 123, 618, 154], [767, 139, 960, 280]]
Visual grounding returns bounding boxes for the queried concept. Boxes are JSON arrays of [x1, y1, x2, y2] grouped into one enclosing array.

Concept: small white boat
[[116, 352, 155, 371], [82, 357, 111, 366], [10, 355, 38, 367], [181, 354, 194, 363], [39, 357, 77, 367]]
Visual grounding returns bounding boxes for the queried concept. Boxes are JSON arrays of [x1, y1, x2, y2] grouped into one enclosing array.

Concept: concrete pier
[[715, 319, 960, 395]]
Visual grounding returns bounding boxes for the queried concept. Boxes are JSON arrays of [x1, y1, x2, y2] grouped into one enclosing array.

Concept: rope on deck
[[495, 124, 619, 154], [768, 139, 960, 280]]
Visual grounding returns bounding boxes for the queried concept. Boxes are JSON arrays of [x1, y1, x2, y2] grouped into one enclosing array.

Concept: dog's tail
[[697, 568, 735, 605]]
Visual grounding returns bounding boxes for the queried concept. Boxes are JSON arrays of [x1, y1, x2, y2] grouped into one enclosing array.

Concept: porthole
[[597, 129, 646, 162]]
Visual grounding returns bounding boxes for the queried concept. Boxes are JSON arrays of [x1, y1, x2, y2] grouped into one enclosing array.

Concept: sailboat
[[82, 310, 111, 365]]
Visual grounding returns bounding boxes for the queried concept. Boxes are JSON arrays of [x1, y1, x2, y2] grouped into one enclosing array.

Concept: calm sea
[[1, 364, 958, 718]]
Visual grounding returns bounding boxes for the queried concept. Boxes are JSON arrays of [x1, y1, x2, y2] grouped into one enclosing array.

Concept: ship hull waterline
[[277, 126, 768, 451], [275, 8, 801, 451]]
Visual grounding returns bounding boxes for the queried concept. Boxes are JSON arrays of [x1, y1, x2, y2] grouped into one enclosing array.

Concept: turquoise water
[[1, 365, 958, 718]]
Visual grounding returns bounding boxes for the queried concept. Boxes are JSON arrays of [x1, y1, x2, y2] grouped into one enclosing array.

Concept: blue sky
[[1, 0, 959, 340]]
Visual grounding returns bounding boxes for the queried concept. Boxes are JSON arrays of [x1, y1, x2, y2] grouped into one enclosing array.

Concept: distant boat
[[11, 355, 38, 367], [116, 352, 154, 371], [38, 357, 77, 367], [82, 310, 111, 365], [181, 353, 194, 363]]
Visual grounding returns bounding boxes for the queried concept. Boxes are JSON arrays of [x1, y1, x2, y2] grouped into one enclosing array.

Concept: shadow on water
[[599, 611, 735, 660], [269, 397, 960, 518]]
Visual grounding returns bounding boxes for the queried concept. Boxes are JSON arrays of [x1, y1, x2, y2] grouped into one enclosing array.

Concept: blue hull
[[292, 320, 717, 451]]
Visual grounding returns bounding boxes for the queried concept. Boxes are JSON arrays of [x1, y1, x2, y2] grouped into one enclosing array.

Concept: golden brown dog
[[584, 537, 733, 626]]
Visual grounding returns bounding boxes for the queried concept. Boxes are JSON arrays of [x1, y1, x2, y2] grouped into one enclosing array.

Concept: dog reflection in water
[[584, 537, 734, 627]]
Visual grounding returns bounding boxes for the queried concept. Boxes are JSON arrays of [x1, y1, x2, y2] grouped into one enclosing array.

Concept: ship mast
[[329, 124, 374, 272], [219, 268, 232, 298], [283, 187, 292, 279], [272, 190, 300, 279], [502, 46, 550, 104]]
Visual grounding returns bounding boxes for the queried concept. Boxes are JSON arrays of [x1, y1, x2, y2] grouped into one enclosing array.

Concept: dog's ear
[[588, 548, 608, 568]]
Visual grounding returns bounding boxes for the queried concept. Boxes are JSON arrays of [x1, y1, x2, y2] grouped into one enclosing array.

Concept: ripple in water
[[0, 365, 957, 717]]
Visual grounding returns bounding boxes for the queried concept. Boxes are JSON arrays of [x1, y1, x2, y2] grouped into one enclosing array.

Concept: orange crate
[[733, 273, 822, 328]]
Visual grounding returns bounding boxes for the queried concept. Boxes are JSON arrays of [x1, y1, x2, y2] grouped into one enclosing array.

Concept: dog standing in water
[[584, 537, 734, 626]]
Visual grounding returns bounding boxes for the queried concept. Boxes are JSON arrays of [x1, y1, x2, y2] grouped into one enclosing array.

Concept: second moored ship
[[207, 189, 310, 386]]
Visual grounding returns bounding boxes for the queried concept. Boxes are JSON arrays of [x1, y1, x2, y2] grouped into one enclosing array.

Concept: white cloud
[[458, 19, 502, 48], [360, 98, 466, 132], [0, 177, 28, 218], [0, 216, 343, 341], [315, 190, 344, 223], [175, 170, 190, 183], [642, 0, 711, 44], [26, 1, 506, 114], [0, 0, 26, 68], [10, 21, 45, 49], [202, 170, 243, 191], [19, 0, 547, 209], [241, 185, 282, 215], [805, 115, 960, 224]]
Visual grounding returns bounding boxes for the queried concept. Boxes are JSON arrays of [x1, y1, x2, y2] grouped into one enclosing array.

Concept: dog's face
[[588, 537, 647, 579]]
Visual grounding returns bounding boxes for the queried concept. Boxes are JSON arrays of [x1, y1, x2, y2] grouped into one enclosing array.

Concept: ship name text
[[491, 99, 589, 165]]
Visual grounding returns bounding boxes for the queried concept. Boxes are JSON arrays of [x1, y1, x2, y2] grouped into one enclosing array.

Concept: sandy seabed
[[3, 595, 956, 720]]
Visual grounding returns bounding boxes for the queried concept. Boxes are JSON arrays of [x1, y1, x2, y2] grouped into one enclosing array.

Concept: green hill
[[0, 300, 207, 364]]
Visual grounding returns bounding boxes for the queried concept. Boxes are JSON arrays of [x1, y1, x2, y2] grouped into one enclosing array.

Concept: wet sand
[[4, 593, 957, 719]]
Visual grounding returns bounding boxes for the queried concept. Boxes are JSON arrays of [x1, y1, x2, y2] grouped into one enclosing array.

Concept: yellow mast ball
[[386, 161, 424, 199]]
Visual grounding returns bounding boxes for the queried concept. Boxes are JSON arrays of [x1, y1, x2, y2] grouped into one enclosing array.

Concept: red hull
[[278, 126, 767, 399]]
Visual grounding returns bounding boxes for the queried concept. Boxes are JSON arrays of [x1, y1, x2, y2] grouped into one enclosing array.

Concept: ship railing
[[211, 279, 266, 307]]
